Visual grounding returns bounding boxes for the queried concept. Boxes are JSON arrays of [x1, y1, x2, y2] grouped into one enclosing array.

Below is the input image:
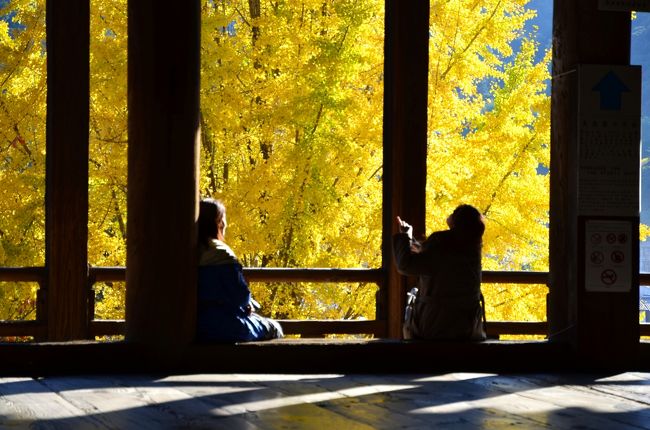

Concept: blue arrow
[[592, 70, 630, 111]]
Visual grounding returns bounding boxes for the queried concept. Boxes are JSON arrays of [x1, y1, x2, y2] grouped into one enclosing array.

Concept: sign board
[[585, 220, 632, 292], [599, 0, 650, 11], [578, 65, 641, 217]]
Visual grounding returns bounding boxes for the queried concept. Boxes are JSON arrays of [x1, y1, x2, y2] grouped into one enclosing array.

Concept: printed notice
[[585, 220, 632, 292], [578, 65, 641, 217]]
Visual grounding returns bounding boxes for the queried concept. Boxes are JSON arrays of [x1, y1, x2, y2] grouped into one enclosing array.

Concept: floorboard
[[0, 372, 648, 429]]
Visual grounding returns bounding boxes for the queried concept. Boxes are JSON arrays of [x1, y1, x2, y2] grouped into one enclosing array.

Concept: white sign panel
[[585, 220, 632, 292], [578, 65, 641, 217]]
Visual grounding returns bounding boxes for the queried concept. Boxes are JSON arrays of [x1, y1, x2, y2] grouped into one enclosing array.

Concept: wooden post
[[126, 1, 200, 351], [383, 0, 429, 338], [45, 0, 90, 340], [550, 0, 638, 366]]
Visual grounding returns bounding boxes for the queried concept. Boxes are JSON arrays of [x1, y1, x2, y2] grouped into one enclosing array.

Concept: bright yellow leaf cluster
[[425, 1, 551, 322], [3, 1, 643, 328], [0, 0, 47, 289]]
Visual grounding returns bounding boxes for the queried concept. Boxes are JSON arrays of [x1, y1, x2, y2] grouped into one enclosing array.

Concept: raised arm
[[392, 215, 442, 276], [393, 232, 437, 276]]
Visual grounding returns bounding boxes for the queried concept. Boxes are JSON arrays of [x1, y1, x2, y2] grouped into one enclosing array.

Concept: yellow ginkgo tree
[[0, 0, 46, 321], [0, 0, 583, 328], [425, 0, 552, 323]]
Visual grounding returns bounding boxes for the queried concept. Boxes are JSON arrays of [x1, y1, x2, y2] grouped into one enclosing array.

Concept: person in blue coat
[[197, 198, 283, 342]]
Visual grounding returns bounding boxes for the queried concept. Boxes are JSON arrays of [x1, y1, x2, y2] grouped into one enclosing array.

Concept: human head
[[447, 204, 485, 243], [198, 198, 227, 245]]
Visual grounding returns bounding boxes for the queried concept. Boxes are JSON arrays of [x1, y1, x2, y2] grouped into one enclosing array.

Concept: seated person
[[196, 198, 283, 342], [393, 204, 486, 341]]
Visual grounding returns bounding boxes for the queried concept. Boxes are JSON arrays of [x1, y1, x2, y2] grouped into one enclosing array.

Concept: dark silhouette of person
[[393, 204, 486, 340]]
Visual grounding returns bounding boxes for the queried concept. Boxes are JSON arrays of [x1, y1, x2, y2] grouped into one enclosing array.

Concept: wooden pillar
[[45, 1, 90, 340], [126, 1, 200, 350], [382, 0, 429, 338], [550, 0, 638, 366]]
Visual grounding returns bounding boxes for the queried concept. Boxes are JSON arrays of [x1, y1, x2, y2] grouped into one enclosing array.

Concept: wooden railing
[[2, 266, 650, 339], [0, 267, 47, 338], [0, 267, 47, 282]]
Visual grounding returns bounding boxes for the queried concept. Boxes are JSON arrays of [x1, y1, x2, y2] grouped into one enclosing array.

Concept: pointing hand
[[396, 216, 413, 239]]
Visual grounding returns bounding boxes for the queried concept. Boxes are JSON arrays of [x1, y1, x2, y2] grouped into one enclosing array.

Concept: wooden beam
[[383, 0, 430, 339], [90, 319, 560, 339], [90, 319, 125, 337], [244, 268, 384, 283], [482, 271, 547, 284], [126, 0, 200, 350], [0, 321, 47, 338], [0, 339, 586, 375], [486, 321, 548, 337], [550, 0, 637, 364], [89, 266, 550, 285], [277, 320, 387, 337], [0, 268, 46, 283], [45, 0, 90, 341]]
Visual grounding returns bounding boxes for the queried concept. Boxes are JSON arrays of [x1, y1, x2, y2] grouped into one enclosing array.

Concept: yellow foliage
[[4, 0, 641, 328], [0, 282, 38, 321], [93, 281, 126, 320], [88, 0, 128, 269], [0, 0, 47, 275], [426, 1, 551, 321], [640, 224, 650, 241]]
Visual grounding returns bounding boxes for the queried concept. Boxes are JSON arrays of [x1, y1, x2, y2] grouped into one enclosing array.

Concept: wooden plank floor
[[0, 372, 648, 429]]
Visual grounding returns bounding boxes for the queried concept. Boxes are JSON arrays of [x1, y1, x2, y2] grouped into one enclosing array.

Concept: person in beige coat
[[393, 204, 486, 341]]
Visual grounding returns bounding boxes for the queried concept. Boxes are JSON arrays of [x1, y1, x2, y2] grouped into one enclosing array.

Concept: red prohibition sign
[[606, 233, 617, 244], [601, 269, 617, 285]]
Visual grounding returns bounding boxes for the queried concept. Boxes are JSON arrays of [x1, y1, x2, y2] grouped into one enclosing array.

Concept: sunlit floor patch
[[1, 373, 649, 429], [209, 382, 419, 416], [414, 372, 497, 382]]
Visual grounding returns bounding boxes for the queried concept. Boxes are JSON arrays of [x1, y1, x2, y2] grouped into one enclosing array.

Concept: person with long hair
[[196, 198, 283, 342], [393, 204, 486, 340]]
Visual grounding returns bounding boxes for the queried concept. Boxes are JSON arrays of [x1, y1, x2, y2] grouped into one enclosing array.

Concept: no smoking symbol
[[601, 269, 617, 285]]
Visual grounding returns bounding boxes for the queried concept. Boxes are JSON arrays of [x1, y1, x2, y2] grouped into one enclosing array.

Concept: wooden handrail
[[641, 273, 650, 285], [89, 319, 552, 337], [244, 268, 385, 283], [85, 319, 650, 337], [90, 319, 125, 337], [276, 319, 387, 337], [89, 319, 389, 337], [90, 267, 386, 283], [19, 266, 650, 287], [0, 267, 46, 283], [88, 266, 551, 284], [0, 321, 47, 338], [4, 266, 650, 339], [482, 271, 548, 284], [487, 321, 547, 336], [90, 266, 125, 282]]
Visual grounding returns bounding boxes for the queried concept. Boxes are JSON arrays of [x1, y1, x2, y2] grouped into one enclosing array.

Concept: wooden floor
[[0, 372, 649, 429]]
